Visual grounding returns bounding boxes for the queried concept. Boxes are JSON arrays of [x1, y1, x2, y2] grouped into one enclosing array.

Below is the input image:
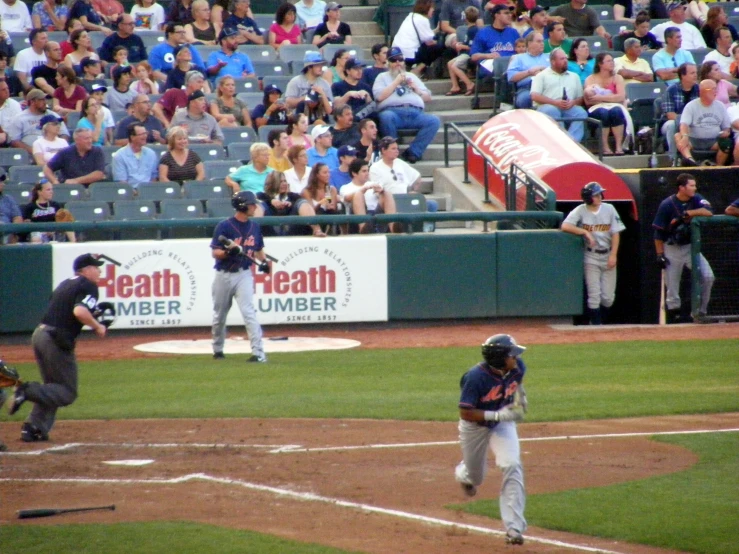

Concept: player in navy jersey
[[211, 190, 270, 362], [454, 334, 528, 545]]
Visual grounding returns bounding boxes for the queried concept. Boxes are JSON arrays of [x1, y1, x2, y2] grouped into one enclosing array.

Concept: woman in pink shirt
[[700, 60, 737, 107], [269, 3, 302, 50]]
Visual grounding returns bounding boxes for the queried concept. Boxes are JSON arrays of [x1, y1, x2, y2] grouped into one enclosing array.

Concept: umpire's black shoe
[[20, 422, 48, 442], [7, 384, 27, 416], [213, 352, 225, 359]]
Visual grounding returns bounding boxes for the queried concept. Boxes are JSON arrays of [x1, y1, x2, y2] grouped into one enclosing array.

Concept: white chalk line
[[2, 427, 737, 457], [0, 472, 625, 554]]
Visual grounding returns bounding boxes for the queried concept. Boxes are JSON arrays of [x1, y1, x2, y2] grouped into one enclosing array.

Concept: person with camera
[[372, 46, 439, 164], [653, 173, 714, 323]]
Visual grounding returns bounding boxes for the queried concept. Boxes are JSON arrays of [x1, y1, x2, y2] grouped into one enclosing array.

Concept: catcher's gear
[[55, 208, 75, 223], [581, 182, 606, 205], [92, 302, 116, 328], [231, 191, 257, 212], [0, 360, 21, 389], [482, 334, 526, 368]]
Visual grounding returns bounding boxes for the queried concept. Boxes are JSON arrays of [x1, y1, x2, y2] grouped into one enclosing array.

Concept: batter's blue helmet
[[232, 190, 257, 212], [581, 182, 606, 204], [481, 334, 526, 368]]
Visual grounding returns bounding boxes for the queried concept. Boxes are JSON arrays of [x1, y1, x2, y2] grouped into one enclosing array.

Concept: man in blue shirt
[[307, 125, 339, 171], [149, 22, 205, 81], [470, 4, 519, 75], [112, 123, 159, 189], [506, 31, 550, 108], [652, 27, 695, 85], [97, 14, 147, 63], [224, 0, 264, 45], [206, 27, 256, 80]]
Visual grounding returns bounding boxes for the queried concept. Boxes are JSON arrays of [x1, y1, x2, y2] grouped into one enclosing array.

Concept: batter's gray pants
[[455, 420, 527, 534], [584, 258, 617, 309], [664, 243, 714, 313], [211, 269, 264, 357], [26, 325, 78, 436]]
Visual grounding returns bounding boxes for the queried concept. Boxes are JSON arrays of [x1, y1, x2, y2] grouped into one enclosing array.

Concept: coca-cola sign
[[467, 110, 635, 211]]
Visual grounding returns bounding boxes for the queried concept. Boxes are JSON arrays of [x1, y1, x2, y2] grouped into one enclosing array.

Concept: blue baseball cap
[[388, 47, 404, 61], [302, 51, 325, 72], [337, 145, 357, 158]]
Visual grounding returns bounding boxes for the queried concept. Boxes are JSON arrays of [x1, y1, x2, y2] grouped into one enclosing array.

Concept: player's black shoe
[[247, 354, 267, 363], [20, 422, 48, 442], [7, 383, 28, 416], [505, 529, 524, 545], [213, 352, 225, 359], [461, 483, 477, 497]]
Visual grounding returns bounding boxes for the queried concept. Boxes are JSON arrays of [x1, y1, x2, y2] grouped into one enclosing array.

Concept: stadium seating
[[203, 160, 243, 180], [0, 148, 30, 167], [252, 60, 291, 78], [222, 126, 257, 145], [226, 142, 253, 162], [589, 4, 614, 19], [88, 181, 134, 203], [52, 184, 87, 204], [111, 200, 159, 240], [188, 143, 227, 162], [205, 197, 234, 218], [8, 165, 45, 185], [2, 183, 32, 205], [182, 180, 231, 201], [136, 181, 182, 207], [242, 44, 278, 62], [159, 198, 206, 238], [323, 44, 364, 61]]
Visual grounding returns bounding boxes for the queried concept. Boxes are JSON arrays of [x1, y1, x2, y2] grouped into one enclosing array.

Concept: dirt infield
[[2, 319, 738, 553]]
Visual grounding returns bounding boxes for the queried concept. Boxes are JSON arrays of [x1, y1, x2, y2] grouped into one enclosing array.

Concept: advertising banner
[[51, 236, 388, 329]]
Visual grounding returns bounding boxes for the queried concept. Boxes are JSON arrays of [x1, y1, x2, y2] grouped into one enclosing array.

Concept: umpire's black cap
[[73, 254, 105, 272]]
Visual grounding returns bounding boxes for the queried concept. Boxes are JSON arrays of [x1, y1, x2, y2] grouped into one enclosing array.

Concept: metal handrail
[[443, 121, 558, 222], [0, 211, 564, 238]]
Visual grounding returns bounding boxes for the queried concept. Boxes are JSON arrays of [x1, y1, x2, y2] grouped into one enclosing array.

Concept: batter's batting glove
[[656, 255, 669, 269], [228, 244, 243, 256], [258, 261, 270, 274], [494, 405, 524, 423]]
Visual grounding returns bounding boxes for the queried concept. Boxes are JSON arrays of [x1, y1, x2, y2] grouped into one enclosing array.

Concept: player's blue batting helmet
[[481, 334, 526, 368], [581, 182, 606, 205], [232, 191, 257, 212]]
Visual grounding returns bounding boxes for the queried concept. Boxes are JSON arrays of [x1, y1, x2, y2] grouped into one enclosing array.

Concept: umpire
[[8, 253, 108, 442]]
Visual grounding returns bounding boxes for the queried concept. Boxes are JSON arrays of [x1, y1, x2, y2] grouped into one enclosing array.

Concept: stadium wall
[[0, 231, 582, 333]]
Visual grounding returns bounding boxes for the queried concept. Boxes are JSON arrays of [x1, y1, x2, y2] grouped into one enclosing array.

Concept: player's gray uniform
[[563, 203, 625, 310], [210, 216, 265, 359], [455, 421, 526, 533]]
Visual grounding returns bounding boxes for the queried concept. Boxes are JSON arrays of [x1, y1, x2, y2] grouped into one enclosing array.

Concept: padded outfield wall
[[0, 232, 582, 333]]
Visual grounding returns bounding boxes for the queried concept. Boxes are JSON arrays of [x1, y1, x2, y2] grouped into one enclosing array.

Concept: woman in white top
[[63, 29, 99, 70], [130, 0, 165, 31], [284, 145, 311, 195], [391, 0, 444, 77], [32, 115, 69, 165]]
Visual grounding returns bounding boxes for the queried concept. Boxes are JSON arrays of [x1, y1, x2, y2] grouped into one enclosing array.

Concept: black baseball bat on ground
[[17, 505, 115, 519]]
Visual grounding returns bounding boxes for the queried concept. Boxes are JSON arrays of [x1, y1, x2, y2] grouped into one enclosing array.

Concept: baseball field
[[1, 319, 738, 554]]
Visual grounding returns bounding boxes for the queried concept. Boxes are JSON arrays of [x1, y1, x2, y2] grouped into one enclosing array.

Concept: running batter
[[455, 334, 528, 546], [211, 191, 269, 362], [653, 172, 714, 323], [561, 182, 625, 325]]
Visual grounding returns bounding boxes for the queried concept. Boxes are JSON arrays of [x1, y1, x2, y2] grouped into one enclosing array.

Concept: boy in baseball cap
[[285, 50, 333, 113], [330, 144, 357, 189]]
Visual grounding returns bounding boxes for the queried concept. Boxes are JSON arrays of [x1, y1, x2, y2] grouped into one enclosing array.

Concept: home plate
[[133, 337, 361, 354], [102, 460, 155, 466]]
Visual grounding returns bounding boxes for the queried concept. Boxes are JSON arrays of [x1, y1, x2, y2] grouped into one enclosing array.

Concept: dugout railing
[[691, 216, 739, 323], [0, 211, 564, 242], [443, 121, 557, 227]]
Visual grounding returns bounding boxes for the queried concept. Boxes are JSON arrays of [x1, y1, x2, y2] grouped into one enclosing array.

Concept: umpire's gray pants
[[211, 268, 264, 356], [26, 325, 78, 435], [455, 420, 527, 534], [664, 243, 714, 313]]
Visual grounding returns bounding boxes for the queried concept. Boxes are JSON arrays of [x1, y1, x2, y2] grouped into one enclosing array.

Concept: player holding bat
[[210, 191, 270, 363]]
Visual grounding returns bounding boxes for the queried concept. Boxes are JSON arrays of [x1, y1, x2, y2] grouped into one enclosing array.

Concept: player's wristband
[[483, 410, 499, 422]]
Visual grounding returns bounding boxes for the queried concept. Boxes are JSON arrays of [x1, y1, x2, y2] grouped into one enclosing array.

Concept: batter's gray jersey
[[563, 203, 625, 261]]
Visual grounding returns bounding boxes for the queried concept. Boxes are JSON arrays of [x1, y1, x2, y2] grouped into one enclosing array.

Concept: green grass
[[2, 338, 737, 553], [450, 433, 739, 554], [1, 522, 359, 554], [1, 340, 737, 421]]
